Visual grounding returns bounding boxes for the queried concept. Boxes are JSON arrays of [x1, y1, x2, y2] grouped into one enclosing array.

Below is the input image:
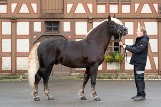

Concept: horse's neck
[[87, 30, 112, 53]]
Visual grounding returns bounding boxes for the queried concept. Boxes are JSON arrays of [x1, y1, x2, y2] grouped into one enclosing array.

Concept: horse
[[28, 15, 128, 101]]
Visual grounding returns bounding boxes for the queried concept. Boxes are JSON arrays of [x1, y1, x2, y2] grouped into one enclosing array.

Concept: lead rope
[[120, 38, 127, 62]]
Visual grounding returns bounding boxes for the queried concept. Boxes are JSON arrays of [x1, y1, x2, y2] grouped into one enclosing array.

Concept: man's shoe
[[133, 96, 146, 101], [131, 95, 138, 99]]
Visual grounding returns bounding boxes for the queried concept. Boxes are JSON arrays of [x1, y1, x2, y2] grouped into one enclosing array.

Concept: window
[[96, 0, 106, 4], [108, 0, 119, 4], [0, 0, 7, 4], [114, 42, 119, 52], [121, 0, 131, 3], [45, 21, 60, 33], [113, 36, 120, 52], [106, 35, 120, 54], [108, 0, 131, 4]]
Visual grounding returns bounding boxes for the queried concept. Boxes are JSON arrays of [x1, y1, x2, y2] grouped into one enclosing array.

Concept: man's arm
[[125, 40, 148, 53]]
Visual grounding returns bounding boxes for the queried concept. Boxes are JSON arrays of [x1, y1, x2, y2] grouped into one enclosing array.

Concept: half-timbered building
[[0, 0, 161, 76]]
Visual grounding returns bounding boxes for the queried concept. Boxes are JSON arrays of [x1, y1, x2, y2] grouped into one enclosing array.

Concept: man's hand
[[119, 41, 126, 48]]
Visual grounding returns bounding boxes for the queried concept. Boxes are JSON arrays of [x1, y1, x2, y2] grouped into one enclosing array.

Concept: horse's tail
[[28, 42, 40, 88]]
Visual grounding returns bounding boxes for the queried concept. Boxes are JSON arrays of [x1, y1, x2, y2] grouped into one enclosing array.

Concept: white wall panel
[[145, 57, 151, 70], [17, 57, 28, 70], [122, 5, 130, 13], [19, 4, 29, 13], [2, 39, 11, 52], [97, 5, 105, 13], [67, 4, 73, 13], [17, 39, 29, 52], [125, 22, 133, 35], [109, 5, 118, 13], [2, 22, 11, 35], [34, 22, 41, 32], [11, 3, 17, 13], [64, 22, 70, 32], [75, 3, 86, 13], [149, 39, 158, 52], [0, 5, 7, 13], [125, 57, 134, 70], [107, 63, 120, 70], [87, 4, 93, 13], [144, 22, 157, 35], [75, 22, 87, 35], [17, 22, 29, 35], [31, 3, 37, 13], [141, 4, 152, 13], [154, 57, 158, 70], [2, 57, 11, 70]]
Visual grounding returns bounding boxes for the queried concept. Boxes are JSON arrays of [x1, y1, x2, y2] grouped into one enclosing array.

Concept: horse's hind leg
[[42, 65, 54, 100], [33, 73, 41, 101], [78, 67, 90, 100], [43, 77, 54, 100]]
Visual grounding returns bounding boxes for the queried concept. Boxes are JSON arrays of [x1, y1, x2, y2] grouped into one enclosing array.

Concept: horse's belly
[[61, 59, 86, 68], [58, 56, 86, 68]]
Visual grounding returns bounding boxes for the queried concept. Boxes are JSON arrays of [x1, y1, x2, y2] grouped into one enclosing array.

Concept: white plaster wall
[[64, 22, 70, 32], [2, 22, 11, 35], [124, 22, 133, 35], [2, 57, 11, 70], [17, 39, 29, 52], [34, 22, 41, 32], [0, 5, 7, 13], [19, 4, 29, 13], [17, 57, 28, 70], [122, 5, 130, 13], [75, 22, 87, 35], [97, 5, 105, 13], [149, 39, 158, 52], [2, 39, 11, 52], [141, 4, 152, 13], [109, 5, 118, 13], [75, 3, 86, 13], [17, 22, 29, 35], [144, 22, 157, 35]]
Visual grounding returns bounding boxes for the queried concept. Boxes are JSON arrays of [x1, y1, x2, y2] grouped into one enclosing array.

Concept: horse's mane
[[86, 18, 123, 37]]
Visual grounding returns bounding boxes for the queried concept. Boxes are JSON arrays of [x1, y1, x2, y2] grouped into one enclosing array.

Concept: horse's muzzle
[[122, 27, 128, 36]]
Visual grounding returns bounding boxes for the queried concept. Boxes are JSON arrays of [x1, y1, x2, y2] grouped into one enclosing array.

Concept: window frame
[[0, 0, 7, 4], [45, 21, 60, 33], [106, 36, 121, 54], [96, 0, 106, 4]]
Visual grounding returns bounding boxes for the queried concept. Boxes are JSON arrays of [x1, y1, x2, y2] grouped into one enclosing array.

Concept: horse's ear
[[113, 14, 115, 18], [108, 15, 111, 21]]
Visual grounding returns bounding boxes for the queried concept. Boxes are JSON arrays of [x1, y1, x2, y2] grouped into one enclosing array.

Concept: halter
[[109, 23, 123, 39], [108, 21, 127, 62]]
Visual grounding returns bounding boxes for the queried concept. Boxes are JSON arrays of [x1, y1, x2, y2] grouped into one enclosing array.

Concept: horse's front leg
[[90, 65, 101, 101], [78, 67, 90, 100]]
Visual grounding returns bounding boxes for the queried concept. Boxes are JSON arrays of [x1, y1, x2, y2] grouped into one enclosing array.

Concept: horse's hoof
[[94, 97, 101, 101], [80, 96, 87, 100], [48, 97, 54, 100], [34, 97, 40, 101]]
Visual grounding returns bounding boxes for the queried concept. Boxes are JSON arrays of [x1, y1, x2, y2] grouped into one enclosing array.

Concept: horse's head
[[107, 15, 128, 38]]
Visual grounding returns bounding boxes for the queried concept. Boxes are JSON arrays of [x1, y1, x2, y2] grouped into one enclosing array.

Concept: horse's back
[[37, 38, 104, 68]]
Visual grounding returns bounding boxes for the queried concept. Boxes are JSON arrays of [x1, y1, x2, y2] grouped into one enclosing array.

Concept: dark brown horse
[[28, 15, 128, 101]]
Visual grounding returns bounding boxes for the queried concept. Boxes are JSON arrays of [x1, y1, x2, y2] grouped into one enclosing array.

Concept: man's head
[[136, 26, 147, 37]]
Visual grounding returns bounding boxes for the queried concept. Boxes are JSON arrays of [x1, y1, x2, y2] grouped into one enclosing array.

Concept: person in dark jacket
[[119, 26, 149, 101]]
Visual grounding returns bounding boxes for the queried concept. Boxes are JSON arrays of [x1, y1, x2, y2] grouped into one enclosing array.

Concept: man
[[119, 26, 149, 101]]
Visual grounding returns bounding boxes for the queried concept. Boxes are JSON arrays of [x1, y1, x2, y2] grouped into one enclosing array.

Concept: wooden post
[[11, 20, 16, 74], [158, 1, 161, 74], [158, 18, 161, 74]]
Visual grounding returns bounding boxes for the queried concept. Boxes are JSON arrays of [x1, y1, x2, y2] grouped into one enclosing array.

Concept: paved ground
[[0, 77, 161, 107]]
